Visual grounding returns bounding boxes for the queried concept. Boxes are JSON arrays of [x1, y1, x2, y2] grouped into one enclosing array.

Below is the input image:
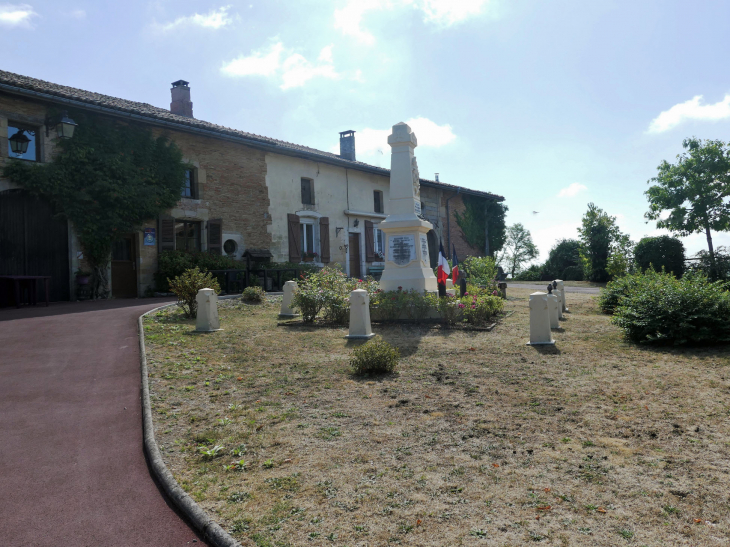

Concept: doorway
[[111, 234, 138, 298], [348, 233, 361, 279]]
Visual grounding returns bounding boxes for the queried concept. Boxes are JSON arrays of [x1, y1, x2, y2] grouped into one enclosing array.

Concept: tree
[[454, 194, 508, 256], [645, 137, 730, 279], [578, 203, 624, 282], [498, 223, 538, 278], [634, 235, 685, 277], [3, 111, 186, 298], [542, 239, 582, 280]]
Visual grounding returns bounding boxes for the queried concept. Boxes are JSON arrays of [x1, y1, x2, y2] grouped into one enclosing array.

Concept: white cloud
[[416, 0, 492, 26], [221, 43, 340, 90], [647, 94, 730, 133], [334, 0, 491, 44], [0, 4, 38, 27], [557, 183, 587, 198], [161, 5, 233, 31], [333, 117, 456, 156]]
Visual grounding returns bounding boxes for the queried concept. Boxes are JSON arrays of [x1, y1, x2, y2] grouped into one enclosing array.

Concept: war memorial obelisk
[[378, 122, 438, 293]]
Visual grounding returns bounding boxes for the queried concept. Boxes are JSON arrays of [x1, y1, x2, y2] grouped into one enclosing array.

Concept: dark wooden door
[[111, 234, 137, 298], [0, 189, 69, 302], [349, 234, 361, 279]]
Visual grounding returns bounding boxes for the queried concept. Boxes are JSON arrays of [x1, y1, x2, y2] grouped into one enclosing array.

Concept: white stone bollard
[[554, 289, 564, 320], [345, 289, 376, 339], [555, 279, 568, 312], [195, 288, 221, 332], [527, 292, 554, 345], [445, 278, 456, 296], [547, 292, 559, 329], [279, 280, 299, 318]]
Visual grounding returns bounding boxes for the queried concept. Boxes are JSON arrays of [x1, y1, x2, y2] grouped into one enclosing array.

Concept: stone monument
[[527, 291, 554, 345], [547, 285, 559, 329], [279, 280, 299, 318], [195, 288, 221, 332], [378, 122, 438, 293], [345, 289, 375, 339], [555, 279, 568, 312]]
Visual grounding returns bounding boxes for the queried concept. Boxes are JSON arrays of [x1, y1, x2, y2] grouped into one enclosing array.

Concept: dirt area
[[143, 288, 730, 546]]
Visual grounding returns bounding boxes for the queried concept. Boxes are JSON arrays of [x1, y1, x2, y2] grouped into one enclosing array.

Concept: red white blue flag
[[437, 242, 450, 285]]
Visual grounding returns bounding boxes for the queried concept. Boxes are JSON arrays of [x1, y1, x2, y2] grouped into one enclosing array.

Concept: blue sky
[[4, 0, 730, 261]]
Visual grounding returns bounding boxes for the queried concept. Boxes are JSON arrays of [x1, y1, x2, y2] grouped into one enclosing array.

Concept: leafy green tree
[[3, 111, 186, 298], [542, 239, 582, 280], [578, 203, 624, 282], [634, 235, 685, 277], [645, 137, 730, 279], [498, 223, 538, 278], [454, 195, 507, 256]]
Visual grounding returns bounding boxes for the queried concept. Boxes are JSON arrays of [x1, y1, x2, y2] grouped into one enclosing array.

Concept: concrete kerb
[[138, 295, 243, 547]]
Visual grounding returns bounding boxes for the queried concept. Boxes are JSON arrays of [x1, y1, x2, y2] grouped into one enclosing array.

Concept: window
[[7, 123, 39, 161], [182, 168, 196, 198], [374, 225, 385, 258], [175, 220, 201, 252], [300, 221, 316, 257], [374, 190, 384, 213], [301, 178, 314, 205]]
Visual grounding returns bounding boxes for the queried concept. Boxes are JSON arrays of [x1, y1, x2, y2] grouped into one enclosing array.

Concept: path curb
[[138, 297, 243, 547]]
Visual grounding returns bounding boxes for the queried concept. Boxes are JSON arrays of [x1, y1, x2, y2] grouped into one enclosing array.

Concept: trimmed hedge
[[634, 236, 685, 277]]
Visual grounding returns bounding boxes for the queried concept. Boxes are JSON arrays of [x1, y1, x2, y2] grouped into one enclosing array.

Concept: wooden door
[[0, 189, 69, 302], [349, 234, 361, 279], [111, 234, 137, 298]]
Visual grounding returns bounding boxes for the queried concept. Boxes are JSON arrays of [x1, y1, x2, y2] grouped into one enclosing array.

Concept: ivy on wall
[[454, 194, 508, 256], [3, 110, 187, 298]]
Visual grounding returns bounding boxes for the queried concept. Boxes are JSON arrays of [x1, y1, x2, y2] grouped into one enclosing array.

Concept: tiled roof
[[0, 70, 504, 201]]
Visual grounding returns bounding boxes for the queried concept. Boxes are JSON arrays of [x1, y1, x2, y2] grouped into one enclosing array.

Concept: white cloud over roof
[[160, 5, 233, 31], [648, 94, 730, 133], [0, 4, 38, 27]]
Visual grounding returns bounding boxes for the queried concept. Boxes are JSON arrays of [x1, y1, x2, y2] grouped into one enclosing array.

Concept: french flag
[[437, 242, 450, 285], [451, 245, 459, 283]]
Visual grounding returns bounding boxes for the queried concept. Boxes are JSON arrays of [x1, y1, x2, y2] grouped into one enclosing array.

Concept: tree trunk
[[92, 262, 110, 300], [705, 223, 717, 280]]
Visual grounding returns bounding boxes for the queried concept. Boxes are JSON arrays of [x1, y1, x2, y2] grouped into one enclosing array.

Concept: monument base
[[345, 333, 376, 340], [378, 218, 438, 293]]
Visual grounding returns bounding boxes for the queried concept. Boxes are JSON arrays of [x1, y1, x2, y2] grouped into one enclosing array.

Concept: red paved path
[[0, 299, 206, 546]]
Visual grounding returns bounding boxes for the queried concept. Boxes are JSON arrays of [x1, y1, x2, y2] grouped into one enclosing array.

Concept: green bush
[[461, 256, 498, 288], [156, 250, 241, 292], [350, 339, 399, 375], [542, 239, 582, 280], [370, 289, 438, 322], [598, 272, 643, 314], [611, 271, 730, 345], [242, 286, 265, 303], [461, 292, 504, 325], [561, 265, 584, 281], [634, 236, 685, 277], [168, 267, 221, 318], [513, 264, 543, 281], [292, 265, 377, 323]]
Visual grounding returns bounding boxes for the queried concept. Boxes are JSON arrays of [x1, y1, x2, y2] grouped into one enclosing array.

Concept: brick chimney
[[170, 80, 193, 118], [339, 130, 356, 161]]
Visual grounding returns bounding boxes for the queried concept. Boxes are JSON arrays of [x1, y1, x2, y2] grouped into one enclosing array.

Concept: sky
[[4, 0, 730, 262]]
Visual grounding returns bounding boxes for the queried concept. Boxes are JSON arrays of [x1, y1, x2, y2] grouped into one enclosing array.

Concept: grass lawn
[[143, 288, 730, 546]]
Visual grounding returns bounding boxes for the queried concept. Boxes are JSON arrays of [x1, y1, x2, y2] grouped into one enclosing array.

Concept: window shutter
[[207, 218, 223, 255], [288, 213, 301, 262], [364, 220, 376, 262], [319, 217, 330, 263], [159, 215, 175, 252]]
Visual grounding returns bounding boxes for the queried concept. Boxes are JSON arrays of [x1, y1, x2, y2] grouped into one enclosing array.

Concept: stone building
[[0, 70, 504, 301]]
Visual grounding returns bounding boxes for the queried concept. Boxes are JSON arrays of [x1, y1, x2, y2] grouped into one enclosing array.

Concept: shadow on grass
[[530, 344, 562, 355]]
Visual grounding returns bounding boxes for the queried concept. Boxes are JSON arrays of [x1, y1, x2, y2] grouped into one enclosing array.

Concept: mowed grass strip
[[144, 289, 730, 547]]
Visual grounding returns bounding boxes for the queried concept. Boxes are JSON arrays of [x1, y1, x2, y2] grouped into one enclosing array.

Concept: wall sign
[[420, 234, 429, 265], [388, 235, 415, 266], [144, 227, 156, 246]]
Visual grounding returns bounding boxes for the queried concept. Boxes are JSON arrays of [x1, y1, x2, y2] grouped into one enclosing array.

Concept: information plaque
[[388, 235, 415, 266]]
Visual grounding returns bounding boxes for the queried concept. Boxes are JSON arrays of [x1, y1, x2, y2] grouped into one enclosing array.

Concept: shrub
[[438, 294, 462, 326], [542, 239, 582, 280], [350, 339, 399, 375], [611, 271, 730, 345], [168, 267, 221, 318], [292, 265, 377, 323], [461, 293, 504, 325], [242, 286, 265, 303], [634, 236, 685, 277], [561, 265, 584, 281], [370, 289, 437, 322], [461, 256, 498, 288], [513, 264, 543, 281], [598, 272, 643, 314], [156, 250, 241, 292]]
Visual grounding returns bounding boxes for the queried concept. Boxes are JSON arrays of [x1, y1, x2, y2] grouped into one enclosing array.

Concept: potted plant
[[303, 251, 318, 263], [75, 269, 92, 285]]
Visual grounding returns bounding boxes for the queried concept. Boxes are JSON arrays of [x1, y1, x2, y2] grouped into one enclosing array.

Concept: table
[[0, 276, 51, 308]]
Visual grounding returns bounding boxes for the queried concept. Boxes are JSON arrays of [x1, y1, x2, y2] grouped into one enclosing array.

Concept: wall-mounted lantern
[[45, 110, 78, 139], [8, 130, 31, 155]]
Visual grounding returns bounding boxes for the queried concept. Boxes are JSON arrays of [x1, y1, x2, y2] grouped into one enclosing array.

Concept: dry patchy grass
[[144, 289, 730, 546]]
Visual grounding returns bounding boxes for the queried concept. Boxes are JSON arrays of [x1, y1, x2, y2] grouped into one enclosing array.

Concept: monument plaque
[[420, 234, 429, 265], [389, 235, 415, 266]]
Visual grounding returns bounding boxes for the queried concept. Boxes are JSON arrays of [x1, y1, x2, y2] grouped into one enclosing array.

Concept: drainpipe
[[445, 188, 460, 259]]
